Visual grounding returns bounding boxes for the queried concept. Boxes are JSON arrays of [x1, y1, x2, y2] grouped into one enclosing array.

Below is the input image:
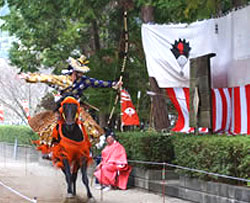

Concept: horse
[[50, 96, 94, 200]]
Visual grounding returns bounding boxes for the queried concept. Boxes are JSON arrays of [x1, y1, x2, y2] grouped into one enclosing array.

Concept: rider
[[23, 54, 122, 103], [23, 54, 122, 154], [62, 55, 121, 98], [54, 54, 122, 110], [54, 54, 122, 144]]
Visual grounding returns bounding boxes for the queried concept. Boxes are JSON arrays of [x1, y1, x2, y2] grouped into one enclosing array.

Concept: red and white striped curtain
[[166, 85, 250, 134]]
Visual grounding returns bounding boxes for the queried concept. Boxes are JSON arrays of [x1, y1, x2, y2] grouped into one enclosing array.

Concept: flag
[[53, 92, 61, 102], [166, 84, 250, 134], [22, 100, 30, 120], [141, 5, 250, 88], [120, 89, 140, 126], [0, 104, 4, 121]]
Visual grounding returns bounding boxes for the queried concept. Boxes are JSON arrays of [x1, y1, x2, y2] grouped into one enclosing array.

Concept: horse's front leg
[[71, 164, 79, 196], [62, 159, 73, 197], [71, 172, 77, 196], [81, 158, 93, 199]]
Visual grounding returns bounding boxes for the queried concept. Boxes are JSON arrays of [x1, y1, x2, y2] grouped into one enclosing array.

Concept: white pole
[[13, 138, 18, 159]]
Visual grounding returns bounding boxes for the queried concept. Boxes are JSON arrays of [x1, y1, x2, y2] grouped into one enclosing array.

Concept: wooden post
[[189, 53, 216, 133]]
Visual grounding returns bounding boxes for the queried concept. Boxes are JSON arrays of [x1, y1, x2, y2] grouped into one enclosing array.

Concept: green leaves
[[2, 0, 247, 124], [173, 134, 250, 184], [0, 0, 4, 7], [118, 132, 249, 185], [118, 131, 175, 169], [0, 125, 38, 144]]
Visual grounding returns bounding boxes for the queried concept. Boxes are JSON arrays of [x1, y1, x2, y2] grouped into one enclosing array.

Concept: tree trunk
[[90, 20, 100, 52], [232, 0, 246, 7], [141, 5, 154, 23], [148, 77, 170, 131], [141, 5, 170, 131], [214, 0, 222, 15]]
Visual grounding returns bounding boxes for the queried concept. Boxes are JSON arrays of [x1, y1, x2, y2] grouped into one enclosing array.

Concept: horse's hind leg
[[62, 159, 73, 196], [81, 159, 93, 199]]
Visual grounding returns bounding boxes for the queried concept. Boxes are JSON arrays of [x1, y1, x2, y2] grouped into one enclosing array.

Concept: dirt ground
[[0, 160, 191, 203]]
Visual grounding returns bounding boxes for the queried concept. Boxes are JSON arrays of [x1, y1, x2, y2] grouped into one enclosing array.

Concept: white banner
[[142, 5, 250, 88]]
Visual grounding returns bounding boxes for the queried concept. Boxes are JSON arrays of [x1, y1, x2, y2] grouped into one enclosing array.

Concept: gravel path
[[0, 161, 192, 203]]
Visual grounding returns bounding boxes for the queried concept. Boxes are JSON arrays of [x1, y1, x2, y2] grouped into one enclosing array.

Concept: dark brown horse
[[51, 97, 94, 200]]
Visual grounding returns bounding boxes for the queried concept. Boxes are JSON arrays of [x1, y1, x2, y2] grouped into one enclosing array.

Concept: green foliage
[[86, 49, 119, 113], [172, 134, 250, 184], [0, 125, 38, 145], [0, 0, 151, 122], [117, 132, 249, 185], [1, 0, 102, 72], [0, 0, 4, 7], [136, 0, 250, 23], [117, 131, 175, 169]]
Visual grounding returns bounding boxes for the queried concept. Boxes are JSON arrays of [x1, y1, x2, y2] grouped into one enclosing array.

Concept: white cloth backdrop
[[142, 5, 250, 88]]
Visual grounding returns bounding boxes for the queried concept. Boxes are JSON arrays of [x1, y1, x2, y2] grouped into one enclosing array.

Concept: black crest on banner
[[171, 39, 191, 76]]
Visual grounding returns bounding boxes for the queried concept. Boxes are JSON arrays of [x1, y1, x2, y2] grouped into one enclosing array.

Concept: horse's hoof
[[87, 197, 96, 203], [66, 193, 74, 198]]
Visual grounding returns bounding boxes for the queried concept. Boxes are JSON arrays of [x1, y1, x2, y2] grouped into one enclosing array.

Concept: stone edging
[[128, 167, 250, 203]]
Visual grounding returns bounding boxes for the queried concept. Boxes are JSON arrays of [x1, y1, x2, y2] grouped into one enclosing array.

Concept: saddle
[[28, 109, 104, 146]]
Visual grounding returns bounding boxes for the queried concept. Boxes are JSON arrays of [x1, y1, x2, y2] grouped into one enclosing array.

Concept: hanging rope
[[107, 10, 129, 126]]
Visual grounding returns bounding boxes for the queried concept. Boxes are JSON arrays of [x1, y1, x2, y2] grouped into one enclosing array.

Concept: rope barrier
[[0, 180, 37, 203], [128, 159, 250, 183]]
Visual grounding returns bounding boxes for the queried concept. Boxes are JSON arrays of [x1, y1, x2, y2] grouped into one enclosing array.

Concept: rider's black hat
[[104, 127, 116, 139]]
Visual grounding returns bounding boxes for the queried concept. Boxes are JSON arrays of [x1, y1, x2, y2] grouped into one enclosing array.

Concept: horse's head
[[59, 96, 80, 126]]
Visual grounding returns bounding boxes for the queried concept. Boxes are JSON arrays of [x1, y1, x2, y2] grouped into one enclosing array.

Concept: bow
[[107, 10, 129, 126]]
